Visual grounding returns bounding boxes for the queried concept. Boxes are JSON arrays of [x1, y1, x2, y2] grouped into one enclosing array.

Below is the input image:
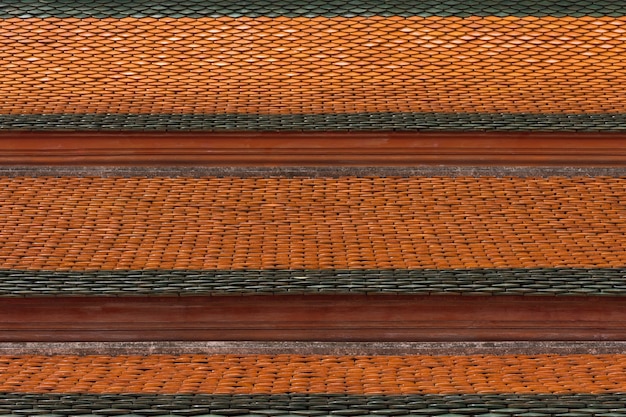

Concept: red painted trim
[[0, 131, 625, 166], [1, 295, 625, 342]]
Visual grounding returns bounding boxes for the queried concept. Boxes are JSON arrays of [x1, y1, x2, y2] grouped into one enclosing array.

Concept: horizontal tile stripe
[[6, 113, 626, 131], [0, 176, 624, 271], [3, 17, 626, 117], [2, 0, 625, 18], [0, 269, 625, 297], [0, 176, 624, 270], [1, 393, 626, 416], [1, 354, 626, 394]]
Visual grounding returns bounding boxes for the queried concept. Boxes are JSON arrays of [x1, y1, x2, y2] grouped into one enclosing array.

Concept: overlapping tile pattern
[[0, 175, 624, 296], [3, 268, 626, 296], [2, 1, 626, 130], [1, 354, 626, 394], [3, 392, 626, 416], [1, 176, 624, 271], [0, 354, 625, 416], [3, 3, 625, 414], [3, 0, 624, 17]]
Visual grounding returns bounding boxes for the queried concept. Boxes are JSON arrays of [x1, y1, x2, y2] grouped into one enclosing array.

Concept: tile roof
[[2, 354, 625, 394], [3, 392, 626, 416], [2, 0, 626, 413], [0, 175, 623, 296], [2, 0, 626, 131], [1, 354, 625, 416]]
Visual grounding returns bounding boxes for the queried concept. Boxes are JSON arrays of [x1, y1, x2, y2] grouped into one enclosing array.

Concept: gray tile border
[[2, 0, 625, 18], [0, 269, 624, 297], [0, 392, 625, 416], [4, 113, 626, 132]]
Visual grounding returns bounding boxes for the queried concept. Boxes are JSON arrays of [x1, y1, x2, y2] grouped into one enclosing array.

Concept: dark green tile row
[[3, 113, 626, 132], [0, 0, 624, 18], [0, 393, 625, 416], [1, 268, 625, 297]]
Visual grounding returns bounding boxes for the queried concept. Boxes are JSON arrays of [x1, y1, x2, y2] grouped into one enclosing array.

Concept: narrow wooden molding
[[1, 295, 625, 342], [1, 132, 625, 166]]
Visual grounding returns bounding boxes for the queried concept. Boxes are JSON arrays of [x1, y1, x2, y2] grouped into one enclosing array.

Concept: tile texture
[[2, 1, 626, 130]]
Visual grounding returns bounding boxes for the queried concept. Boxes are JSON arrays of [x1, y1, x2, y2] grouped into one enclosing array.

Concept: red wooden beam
[[0, 131, 625, 166], [1, 295, 625, 342]]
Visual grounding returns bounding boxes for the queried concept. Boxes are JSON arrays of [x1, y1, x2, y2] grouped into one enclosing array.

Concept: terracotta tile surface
[[1, 16, 626, 117], [0, 176, 623, 271], [1, 1, 625, 412], [0, 354, 624, 394]]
